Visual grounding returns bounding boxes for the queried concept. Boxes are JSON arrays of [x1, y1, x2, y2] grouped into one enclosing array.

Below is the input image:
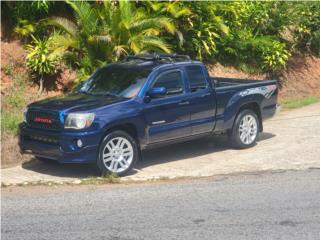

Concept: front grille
[[27, 110, 61, 130], [25, 134, 59, 145]]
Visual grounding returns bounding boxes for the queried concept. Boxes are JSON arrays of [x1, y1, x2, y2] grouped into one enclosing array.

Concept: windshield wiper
[[78, 90, 95, 96], [78, 90, 120, 98], [103, 92, 119, 97]]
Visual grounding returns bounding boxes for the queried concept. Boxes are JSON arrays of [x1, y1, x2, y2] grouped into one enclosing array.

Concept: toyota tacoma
[[19, 54, 278, 175]]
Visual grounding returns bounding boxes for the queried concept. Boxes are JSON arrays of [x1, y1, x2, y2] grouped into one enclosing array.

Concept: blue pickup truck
[[19, 54, 278, 175]]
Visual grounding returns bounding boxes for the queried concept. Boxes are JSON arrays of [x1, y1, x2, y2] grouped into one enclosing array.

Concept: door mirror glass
[[148, 87, 167, 98]]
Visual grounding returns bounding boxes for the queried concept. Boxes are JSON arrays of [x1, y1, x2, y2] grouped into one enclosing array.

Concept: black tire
[[229, 109, 260, 149], [97, 130, 138, 177]]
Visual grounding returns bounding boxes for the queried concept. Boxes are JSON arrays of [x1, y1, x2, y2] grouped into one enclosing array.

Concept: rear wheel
[[230, 109, 259, 149], [97, 130, 138, 176]]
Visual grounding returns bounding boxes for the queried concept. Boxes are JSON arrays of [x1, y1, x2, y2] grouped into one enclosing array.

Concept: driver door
[[143, 69, 191, 144]]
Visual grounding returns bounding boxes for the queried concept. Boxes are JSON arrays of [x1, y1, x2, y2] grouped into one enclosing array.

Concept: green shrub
[[1, 75, 27, 135], [26, 35, 60, 92], [311, 30, 320, 56], [294, 3, 320, 56], [14, 19, 36, 38], [260, 40, 290, 72], [1, 112, 22, 135], [181, 2, 229, 61], [3, 1, 55, 40]]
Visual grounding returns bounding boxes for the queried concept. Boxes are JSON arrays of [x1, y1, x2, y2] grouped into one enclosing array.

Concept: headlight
[[23, 108, 28, 122], [64, 113, 95, 129]]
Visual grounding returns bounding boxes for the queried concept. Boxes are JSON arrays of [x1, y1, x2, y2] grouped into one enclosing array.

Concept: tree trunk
[[38, 74, 44, 93]]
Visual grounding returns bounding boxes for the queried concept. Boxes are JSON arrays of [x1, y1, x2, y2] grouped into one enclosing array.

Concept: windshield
[[78, 67, 151, 98]]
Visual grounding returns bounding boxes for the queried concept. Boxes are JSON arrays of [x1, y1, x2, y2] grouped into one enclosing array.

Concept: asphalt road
[[2, 169, 320, 240]]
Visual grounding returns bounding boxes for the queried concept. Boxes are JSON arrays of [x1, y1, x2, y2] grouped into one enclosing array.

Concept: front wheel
[[97, 130, 138, 176], [230, 109, 259, 149]]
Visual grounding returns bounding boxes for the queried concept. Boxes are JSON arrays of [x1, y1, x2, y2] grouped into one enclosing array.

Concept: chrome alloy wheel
[[102, 137, 134, 173], [239, 114, 258, 145]]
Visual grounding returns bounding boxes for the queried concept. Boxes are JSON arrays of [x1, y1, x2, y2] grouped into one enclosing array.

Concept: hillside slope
[[208, 56, 320, 102]]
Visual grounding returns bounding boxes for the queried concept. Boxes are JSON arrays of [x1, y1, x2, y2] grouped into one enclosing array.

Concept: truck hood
[[28, 93, 128, 112]]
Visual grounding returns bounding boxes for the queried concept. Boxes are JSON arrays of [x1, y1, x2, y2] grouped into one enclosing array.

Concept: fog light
[[76, 139, 83, 148]]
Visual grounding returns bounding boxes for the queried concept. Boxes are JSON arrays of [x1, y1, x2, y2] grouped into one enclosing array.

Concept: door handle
[[178, 100, 190, 106]]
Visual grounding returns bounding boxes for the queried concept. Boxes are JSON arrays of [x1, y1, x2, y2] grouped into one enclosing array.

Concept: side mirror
[[148, 87, 167, 98]]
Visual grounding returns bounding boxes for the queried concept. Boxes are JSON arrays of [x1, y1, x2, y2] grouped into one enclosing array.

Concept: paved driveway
[[2, 103, 320, 185]]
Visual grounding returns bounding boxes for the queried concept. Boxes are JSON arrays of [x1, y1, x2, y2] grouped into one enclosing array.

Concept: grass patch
[[282, 97, 320, 109], [1, 71, 28, 135], [3, 62, 15, 76], [81, 173, 120, 185], [1, 173, 121, 188], [1, 112, 23, 135]]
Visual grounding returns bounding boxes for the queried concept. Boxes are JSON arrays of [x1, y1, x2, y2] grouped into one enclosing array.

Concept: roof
[[107, 54, 199, 71]]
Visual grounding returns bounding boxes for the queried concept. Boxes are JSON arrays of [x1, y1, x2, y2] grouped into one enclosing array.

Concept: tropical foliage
[[26, 35, 60, 92], [2, 0, 320, 84], [46, 0, 178, 79], [293, 2, 320, 56]]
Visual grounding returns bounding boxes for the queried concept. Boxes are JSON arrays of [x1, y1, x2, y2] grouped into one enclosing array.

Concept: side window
[[152, 71, 184, 97], [185, 66, 207, 92]]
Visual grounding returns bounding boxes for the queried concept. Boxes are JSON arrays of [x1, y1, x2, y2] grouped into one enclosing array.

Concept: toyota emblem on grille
[[34, 117, 53, 124]]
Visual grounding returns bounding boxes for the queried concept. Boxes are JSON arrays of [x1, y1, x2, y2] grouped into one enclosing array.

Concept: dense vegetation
[[2, 0, 320, 87]]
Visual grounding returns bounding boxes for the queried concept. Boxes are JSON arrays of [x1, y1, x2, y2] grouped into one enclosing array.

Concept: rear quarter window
[[185, 66, 207, 92]]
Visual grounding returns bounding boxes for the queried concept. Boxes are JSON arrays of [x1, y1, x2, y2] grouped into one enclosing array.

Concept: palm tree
[[143, 1, 192, 46], [47, 0, 177, 77], [98, 1, 177, 59], [145, 1, 192, 19], [47, 0, 111, 76]]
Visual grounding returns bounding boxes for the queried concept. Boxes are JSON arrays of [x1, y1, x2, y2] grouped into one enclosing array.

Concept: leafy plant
[[26, 35, 60, 92], [311, 30, 320, 56], [14, 19, 36, 38], [46, 0, 177, 79], [213, 2, 293, 73], [2, 1, 55, 39], [144, 1, 191, 19], [31, 0, 51, 13], [182, 2, 229, 61], [98, 0, 175, 57], [260, 40, 290, 72], [143, 1, 191, 47], [293, 2, 320, 56]]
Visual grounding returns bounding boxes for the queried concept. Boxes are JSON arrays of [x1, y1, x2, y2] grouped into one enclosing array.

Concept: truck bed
[[211, 77, 275, 89], [210, 76, 278, 133]]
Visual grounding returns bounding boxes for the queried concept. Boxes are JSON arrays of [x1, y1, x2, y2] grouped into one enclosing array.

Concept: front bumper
[[19, 123, 102, 164]]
